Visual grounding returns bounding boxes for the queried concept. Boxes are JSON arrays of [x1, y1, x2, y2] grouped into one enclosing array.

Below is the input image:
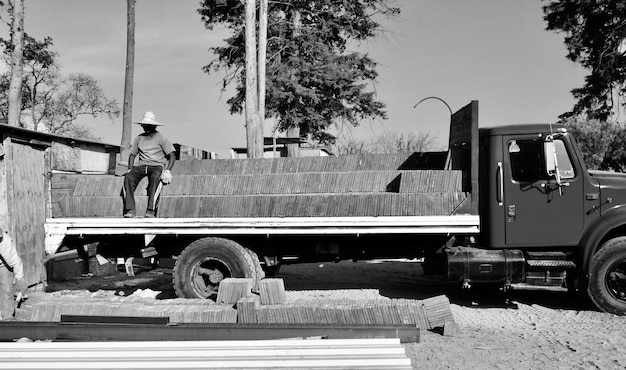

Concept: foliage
[[0, 35, 120, 139], [198, 0, 399, 145], [565, 116, 617, 170], [44, 73, 120, 138], [1, 35, 60, 130], [543, 1, 626, 122], [334, 130, 439, 155], [564, 116, 626, 171]]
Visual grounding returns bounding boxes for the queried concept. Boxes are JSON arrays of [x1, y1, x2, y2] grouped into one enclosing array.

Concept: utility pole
[[119, 0, 135, 173], [244, 0, 266, 158]]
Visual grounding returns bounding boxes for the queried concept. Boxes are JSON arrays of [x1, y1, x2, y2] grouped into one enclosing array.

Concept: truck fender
[[579, 206, 626, 274]]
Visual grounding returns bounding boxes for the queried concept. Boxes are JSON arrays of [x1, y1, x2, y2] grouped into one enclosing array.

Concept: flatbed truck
[[44, 101, 626, 315]]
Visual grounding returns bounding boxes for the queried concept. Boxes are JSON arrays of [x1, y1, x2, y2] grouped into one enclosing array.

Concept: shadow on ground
[[45, 260, 598, 312]]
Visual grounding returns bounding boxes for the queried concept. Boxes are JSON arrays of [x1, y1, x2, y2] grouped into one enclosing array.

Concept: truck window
[[509, 138, 575, 182]]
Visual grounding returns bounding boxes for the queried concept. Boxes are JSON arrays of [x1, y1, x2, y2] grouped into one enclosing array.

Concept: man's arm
[[165, 152, 175, 171], [127, 154, 136, 171], [0, 235, 24, 280]]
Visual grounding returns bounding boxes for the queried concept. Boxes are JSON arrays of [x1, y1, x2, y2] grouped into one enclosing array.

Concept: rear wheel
[[173, 237, 264, 299], [588, 237, 626, 315]]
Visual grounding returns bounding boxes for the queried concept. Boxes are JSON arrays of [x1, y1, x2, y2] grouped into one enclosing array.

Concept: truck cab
[[449, 122, 626, 315]]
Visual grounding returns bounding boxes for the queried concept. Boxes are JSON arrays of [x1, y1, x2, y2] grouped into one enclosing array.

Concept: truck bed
[[47, 152, 478, 255], [44, 215, 480, 255]]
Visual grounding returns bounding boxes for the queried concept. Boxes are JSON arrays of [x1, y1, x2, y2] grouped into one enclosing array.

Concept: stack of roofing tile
[[259, 278, 287, 305], [29, 299, 237, 324], [51, 151, 469, 218], [234, 279, 454, 330], [236, 295, 261, 324], [254, 298, 434, 327], [422, 295, 455, 328], [172, 153, 437, 175], [216, 278, 255, 305]]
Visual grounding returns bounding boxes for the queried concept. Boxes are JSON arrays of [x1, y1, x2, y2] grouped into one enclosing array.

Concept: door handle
[[497, 162, 503, 206]]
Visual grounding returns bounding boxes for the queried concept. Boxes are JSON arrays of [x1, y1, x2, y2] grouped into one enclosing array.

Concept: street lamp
[[413, 96, 453, 116]]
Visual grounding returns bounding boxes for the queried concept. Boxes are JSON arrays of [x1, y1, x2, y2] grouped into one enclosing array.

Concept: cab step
[[524, 252, 575, 287], [526, 260, 576, 269]]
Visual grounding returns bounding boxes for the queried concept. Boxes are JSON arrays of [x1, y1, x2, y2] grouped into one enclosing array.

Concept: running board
[[526, 260, 576, 269]]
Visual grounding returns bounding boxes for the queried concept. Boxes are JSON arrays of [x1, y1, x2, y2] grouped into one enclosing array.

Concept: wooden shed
[[0, 122, 120, 286]]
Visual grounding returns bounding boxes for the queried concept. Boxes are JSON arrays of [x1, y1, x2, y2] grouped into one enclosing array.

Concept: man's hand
[[160, 169, 172, 184], [14, 279, 27, 295]]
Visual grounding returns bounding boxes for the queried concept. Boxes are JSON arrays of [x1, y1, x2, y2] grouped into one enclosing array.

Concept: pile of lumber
[[0, 338, 413, 370], [51, 152, 471, 218]]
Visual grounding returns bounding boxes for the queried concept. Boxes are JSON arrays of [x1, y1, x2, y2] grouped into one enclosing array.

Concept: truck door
[[502, 135, 584, 246]]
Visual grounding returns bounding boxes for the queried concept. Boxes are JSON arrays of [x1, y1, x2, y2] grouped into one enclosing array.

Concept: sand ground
[[14, 260, 626, 369]]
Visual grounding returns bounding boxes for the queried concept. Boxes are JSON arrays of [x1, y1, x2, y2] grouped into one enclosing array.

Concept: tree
[[0, 34, 120, 139], [6, 0, 24, 127], [120, 0, 136, 169], [565, 116, 617, 170], [43, 73, 120, 138], [198, 0, 399, 149], [1, 35, 59, 130], [244, 0, 263, 157], [543, 1, 626, 122], [563, 115, 626, 171], [334, 130, 439, 156], [603, 124, 626, 171]]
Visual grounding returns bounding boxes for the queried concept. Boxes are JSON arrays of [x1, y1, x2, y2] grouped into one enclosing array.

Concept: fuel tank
[[446, 247, 525, 284]]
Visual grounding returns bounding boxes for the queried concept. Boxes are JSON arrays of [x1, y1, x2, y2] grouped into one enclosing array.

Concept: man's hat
[[136, 111, 164, 126]]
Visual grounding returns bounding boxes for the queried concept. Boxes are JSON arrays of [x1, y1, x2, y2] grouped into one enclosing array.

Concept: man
[[123, 111, 176, 218], [0, 227, 26, 320]]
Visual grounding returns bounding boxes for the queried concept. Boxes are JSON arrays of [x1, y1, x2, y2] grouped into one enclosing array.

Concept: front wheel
[[173, 237, 264, 299], [588, 237, 626, 315]]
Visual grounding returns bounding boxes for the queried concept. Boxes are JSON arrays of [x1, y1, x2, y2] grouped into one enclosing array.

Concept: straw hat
[[136, 111, 164, 126]]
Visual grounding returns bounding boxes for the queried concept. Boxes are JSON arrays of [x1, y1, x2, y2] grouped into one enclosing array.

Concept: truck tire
[[173, 237, 264, 299], [587, 237, 626, 315]]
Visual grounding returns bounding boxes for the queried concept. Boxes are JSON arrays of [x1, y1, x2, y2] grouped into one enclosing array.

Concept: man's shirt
[[130, 131, 175, 166]]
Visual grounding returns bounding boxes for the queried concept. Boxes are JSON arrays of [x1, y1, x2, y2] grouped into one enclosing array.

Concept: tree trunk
[[286, 126, 300, 157], [7, 0, 24, 127], [258, 0, 267, 139], [245, 0, 263, 158], [286, 9, 301, 157], [119, 0, 136, 173]]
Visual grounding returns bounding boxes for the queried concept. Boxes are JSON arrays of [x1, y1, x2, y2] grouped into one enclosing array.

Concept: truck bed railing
[[44, 215, 480, 255]]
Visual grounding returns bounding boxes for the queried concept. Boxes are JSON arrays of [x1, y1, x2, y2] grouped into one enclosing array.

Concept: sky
[[3, 0, 586, 157]]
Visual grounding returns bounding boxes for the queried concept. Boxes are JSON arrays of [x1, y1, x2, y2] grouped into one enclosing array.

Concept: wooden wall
[[0, 123, 122, 286], [0, 139, 48, 287]]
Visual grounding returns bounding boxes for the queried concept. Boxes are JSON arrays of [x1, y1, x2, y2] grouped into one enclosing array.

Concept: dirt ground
[[16, 260, 626, 370]]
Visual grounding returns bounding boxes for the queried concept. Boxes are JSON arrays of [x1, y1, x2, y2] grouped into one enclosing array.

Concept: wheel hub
[[189, 258, 231, 298], [607, 262, 626, 302], [205, 268, 225, 284]]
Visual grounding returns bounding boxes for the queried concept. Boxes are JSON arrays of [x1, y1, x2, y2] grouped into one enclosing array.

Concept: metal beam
[[0, 322, 421, 343]]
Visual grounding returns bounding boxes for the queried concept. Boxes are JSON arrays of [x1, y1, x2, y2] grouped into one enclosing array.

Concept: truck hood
[[588, 170, 626, 211]]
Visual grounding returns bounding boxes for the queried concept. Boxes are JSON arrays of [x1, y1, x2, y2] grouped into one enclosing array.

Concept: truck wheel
[[588, 237, 626, 315], [173, 237, 264, 299]]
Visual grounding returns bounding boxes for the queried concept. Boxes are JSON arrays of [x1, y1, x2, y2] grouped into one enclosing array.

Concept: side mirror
[[544, 141, 557, 177]]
